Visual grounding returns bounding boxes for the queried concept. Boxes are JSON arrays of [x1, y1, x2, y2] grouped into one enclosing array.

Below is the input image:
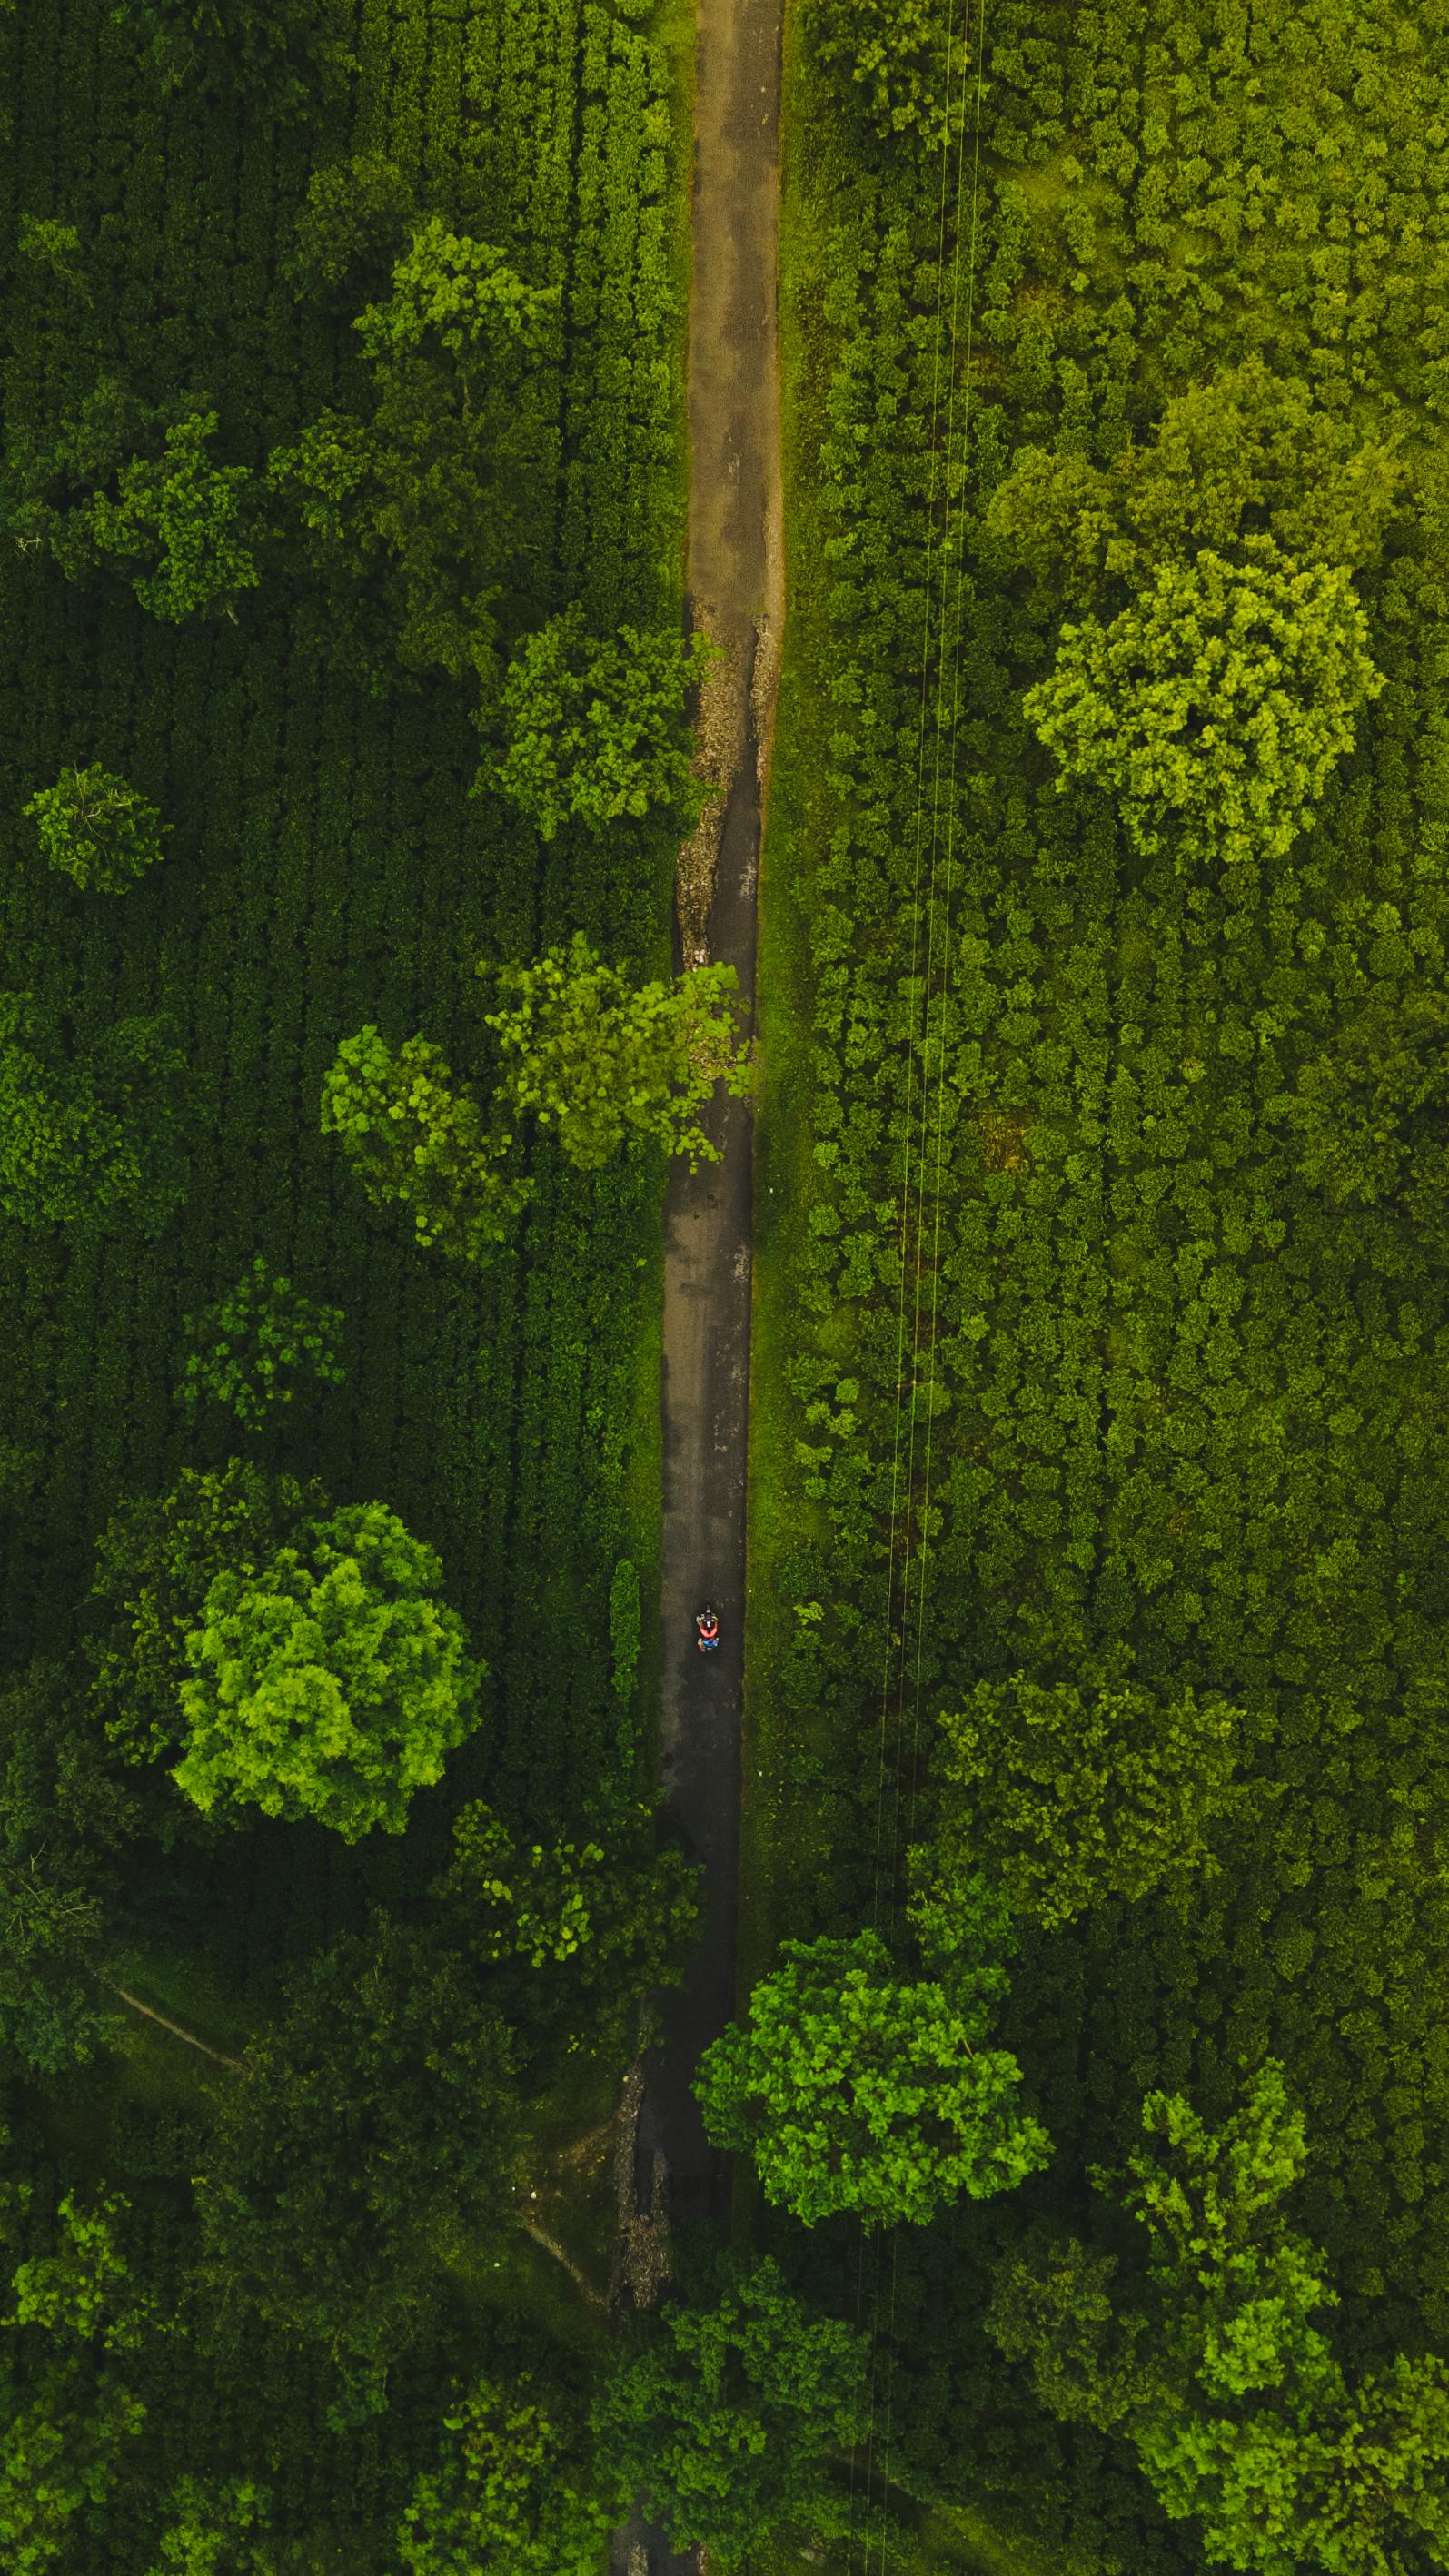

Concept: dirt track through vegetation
[[610, 0, 783, 2556]]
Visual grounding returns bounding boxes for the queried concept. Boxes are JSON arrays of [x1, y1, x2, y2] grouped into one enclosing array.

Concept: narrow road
[[611, 0, 783, 2559]]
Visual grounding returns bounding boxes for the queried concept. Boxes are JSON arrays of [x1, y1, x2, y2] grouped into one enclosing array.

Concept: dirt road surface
[[610, 0, 783, 2557]]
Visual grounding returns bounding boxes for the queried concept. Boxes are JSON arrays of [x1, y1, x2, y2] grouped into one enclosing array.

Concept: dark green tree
[[1272, 978, 1449, 1241], [270, 223, 556, 687], [0, 993, 185, 1228], [321, 1026, 531, 1259], [593, 2253, 866, 2563], [116, 0, 346, 112], [487, 610, 711, 839], [0, 1662, 139, 2077], [176, 1256, 346, 1431], [0, 2181, 148, 2575], [88, 1461, 326, 1768], [809, 0, 970, 146], [695, 1928, 1049, 2226], [912, 1671, 1246, 1934], [989, 2065, 1449, 2576], [22, 764, 168, 893], [195, 1917, 521, 2363]]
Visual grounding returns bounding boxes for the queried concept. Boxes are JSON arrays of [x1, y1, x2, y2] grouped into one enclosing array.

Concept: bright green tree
[[82, 412, 260, 622], [144, 2479, 276, 2576], [695, 1928, 1049, 2226], [88, 1461, 325, 1767], [484, 935, 754, 1171], [22, 764, 167, 893], [173, 1500, 482, 1838], [488, 609, 710, 839], [196, 1917, 521, 2363], [353, 218, 556, 372], [1024, 539, 1384, 869], [0, 992, 184, 1227], [177, 1256, 345, 1430], [397, 2379, 606, 2576], [594, 2253, 866, 2562], [321, 1026, 530, 1257], [984, 362, 1404, 603], [989, 2065, 1449, 2576], [913, 1672, 1246, 1935]]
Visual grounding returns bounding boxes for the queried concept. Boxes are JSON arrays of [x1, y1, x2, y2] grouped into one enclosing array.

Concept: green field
[[749, 0, 1449, 2565], [0, 0, 690, 2557]]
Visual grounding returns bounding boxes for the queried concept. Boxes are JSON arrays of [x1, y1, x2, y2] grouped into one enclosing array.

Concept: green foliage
[[176, 1256, 345, 1430], [990, 2067, 1449, 2574], [1024, 540, 1384, 869], [1271, 976, 1449, 1236], [80, 413, 261, 623], [488, 609, 710, 838], [15, 216, 87, 297], [116, 0, 344, 113], [271, 225, 556, 686], [88, 1461, 323, 1767], [484, 934, 754, 1170], [22, 764, 168, 894], [0, 1662, 139, 2076], [609, 1556, 640, 1702], [984, 363, 1404, 604], [913, 1672, 1247, 1933], [0, 992, 184, 1226], [353, 219, 557, 372], [196, 1917, 521, 2361], [6, 2192, 140, 2350], [809, 0, 969, 146], [396, 2377, 606, 2576], [432, 1798, 698, 2060], [437, 1803, 604, 1967], [0, 2378, 146, 2576], [286, 152, 410, 290], [695, 1928, 1049, 2226], [144, 2481, 275, 2576], [321, 1025, 529, 1257], [173, 1499, 482, 1838], [593, 2253, 867, 2562]]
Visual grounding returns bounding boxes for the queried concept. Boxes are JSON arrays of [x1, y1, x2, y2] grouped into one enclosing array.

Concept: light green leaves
[[695, 1928, 1049, 2226], [1024, 539, 1384, 869], [173, 1501, 482, 1838], [83, 412, 260, 622], [22, 766, 167, 893], [487, 610, 712, 840], [321, 1026, 530, 1260], [484, 933, 754, 1172]]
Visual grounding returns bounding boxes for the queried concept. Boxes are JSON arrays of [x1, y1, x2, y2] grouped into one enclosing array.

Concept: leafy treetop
[[174, 1500, 482, 1839]]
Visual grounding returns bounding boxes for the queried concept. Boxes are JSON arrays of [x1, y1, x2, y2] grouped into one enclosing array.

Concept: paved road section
[[610, 0, 783, 2560]]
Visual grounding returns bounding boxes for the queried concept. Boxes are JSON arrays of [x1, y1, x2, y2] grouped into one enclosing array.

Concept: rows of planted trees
[[0, 0, 773, 2561], [604, 0, 1449, 2569]]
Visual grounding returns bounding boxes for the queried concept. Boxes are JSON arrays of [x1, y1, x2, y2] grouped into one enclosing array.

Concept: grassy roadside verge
[[739, 0, 838, 2008]]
